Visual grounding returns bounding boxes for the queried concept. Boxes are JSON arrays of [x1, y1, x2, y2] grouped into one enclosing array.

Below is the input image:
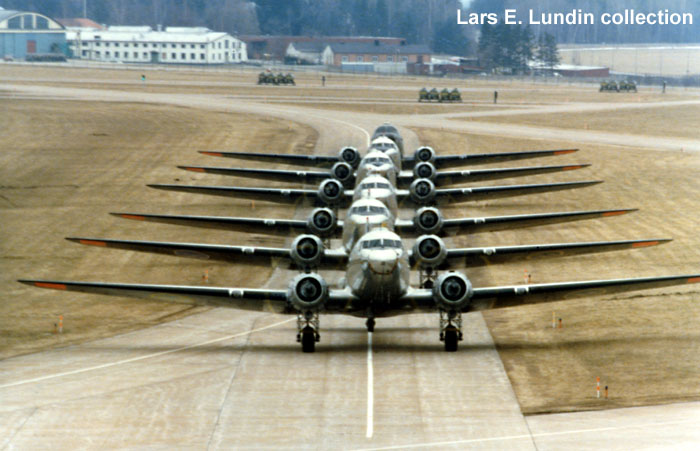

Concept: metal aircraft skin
[[110, 207, 638, 241], [198, 147, 581, 170], [178, 157, 591, 189], [147, 178, 603, 210]]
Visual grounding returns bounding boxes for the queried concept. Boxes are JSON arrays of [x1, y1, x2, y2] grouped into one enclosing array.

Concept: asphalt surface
[[2, 80, 699, 449]]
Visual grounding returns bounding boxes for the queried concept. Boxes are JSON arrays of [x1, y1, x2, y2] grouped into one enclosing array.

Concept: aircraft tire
[[444, 327, 458, 352], [301, 326, 316, 353]]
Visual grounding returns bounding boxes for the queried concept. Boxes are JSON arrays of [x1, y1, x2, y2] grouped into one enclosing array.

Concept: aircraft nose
[[368, 252, 399, 275]]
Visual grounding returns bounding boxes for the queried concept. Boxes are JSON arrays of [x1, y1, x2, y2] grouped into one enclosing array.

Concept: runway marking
[[366, 332, 374, 439], [0, 317, 294, 389], [352, 418, 700, 450]]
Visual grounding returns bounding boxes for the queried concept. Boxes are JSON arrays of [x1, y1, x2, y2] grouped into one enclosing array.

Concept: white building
[[66, 26, 247, 64]]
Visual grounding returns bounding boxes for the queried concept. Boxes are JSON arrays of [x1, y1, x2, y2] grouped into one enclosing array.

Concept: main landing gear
[[439, 310, 463, 352], [297, 311, 320, 353], [419, 267, 437, 289]]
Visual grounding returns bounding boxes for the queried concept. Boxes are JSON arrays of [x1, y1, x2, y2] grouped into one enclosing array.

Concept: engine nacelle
[[288, 273, 329, 312], [414, 146, 436, 164], [290, 234, 325, 270], [409, 178, 436, 204], [433, 272, 473, 312], [307, 208, 337, 238], [331, 162, 354, 186], [413, 207, 444, 235], [339, 146, 361, 168], [318, 179, 344, 207], [412, 235, 447, 269], [413, 162, 437, 181]]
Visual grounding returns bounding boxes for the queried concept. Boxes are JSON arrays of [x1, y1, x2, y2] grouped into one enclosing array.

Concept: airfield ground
[[1, 64, 699, 445]]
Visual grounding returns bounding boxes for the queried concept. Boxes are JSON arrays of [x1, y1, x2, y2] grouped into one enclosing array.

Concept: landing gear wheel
[[301, 326, 316, 353], [444, 327, 458, 352], [366, 318, 375, 333]]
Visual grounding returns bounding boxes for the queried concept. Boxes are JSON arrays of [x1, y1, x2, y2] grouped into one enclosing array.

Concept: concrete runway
[[2, 81, 699, 449]]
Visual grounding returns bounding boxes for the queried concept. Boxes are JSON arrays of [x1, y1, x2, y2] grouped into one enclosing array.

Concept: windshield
[[350, 205, 388, 216], [362, 238, 403, 249], [361, 182, 391, 190]]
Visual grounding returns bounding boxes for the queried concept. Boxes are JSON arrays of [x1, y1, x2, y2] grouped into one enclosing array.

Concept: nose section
[[368, 251, 399, 275]]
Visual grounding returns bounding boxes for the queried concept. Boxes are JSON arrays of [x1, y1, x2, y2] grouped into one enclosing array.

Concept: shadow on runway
[[75, 333, 692, 355]]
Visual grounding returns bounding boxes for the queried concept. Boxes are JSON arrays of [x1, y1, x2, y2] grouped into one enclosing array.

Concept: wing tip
[[110, 213, 146, 221], [178, 166, 206, 173], [66, 237, 107, 247], [199, 151, 223, 157], [19, 280, 67, 290], [553, 149, 579, 155]]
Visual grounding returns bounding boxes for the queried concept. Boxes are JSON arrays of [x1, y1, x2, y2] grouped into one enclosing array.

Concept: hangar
[[0, 8, 67, 60]]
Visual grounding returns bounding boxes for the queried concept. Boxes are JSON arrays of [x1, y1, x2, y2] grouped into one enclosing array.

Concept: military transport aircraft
[[147, 178, 602, 215], [22, 125, 698, 353], [21, 228, 699, 352], [198, 146, 579, 171]]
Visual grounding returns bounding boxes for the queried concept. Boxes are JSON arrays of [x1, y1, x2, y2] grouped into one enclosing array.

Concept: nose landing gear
[[366, 317, 375, 333], [439, 310, 463, 352]]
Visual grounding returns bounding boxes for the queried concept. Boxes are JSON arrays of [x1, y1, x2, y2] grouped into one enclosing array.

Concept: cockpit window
[[361, 182, 391, 190], [365, 157, 389, 166], [361, 238, 403, 249], [350, 205, 388, 216]]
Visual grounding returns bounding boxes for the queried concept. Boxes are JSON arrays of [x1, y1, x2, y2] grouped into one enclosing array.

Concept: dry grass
[[0, 99, 317, 359], [414, 128, 700, 414], [472, 104, 700, 140]]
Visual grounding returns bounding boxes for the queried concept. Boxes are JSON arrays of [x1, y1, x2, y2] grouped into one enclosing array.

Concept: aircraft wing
[[66, 237, 348, 269], [437, 209, 636, 236], [199, 151, 339, 168], [18, 279, 292, 312], [469, 274, 700, 310], [405, 148, 579, 169], [148, 184, 347, 207], [430, 180, 602, 205], [19, 279, 358, 314], [429, 164, 589, 186], [110, 212, 338, 238], [441, 238, 670, 268], [178, 166, 332, 185], [399, 273, 700, 313]]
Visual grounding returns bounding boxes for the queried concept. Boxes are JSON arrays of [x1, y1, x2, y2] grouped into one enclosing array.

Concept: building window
[[144, 52, 148, 58], [201, 44, 205, 49], [402, 56, 408, 62], [190, 44, 195, 49], [181, 44, 186, 48], [115, 51, 119, 57], [7, 16, 21, 29], [95, 51, 100, 57], [357, 56, 364, 62], [133, 52, 137, 58], [191, 53, 195, 59], [95, 42, 101, 47], [372, 56, 378, 62], [36, 16, 48, 29], [225, 41, 229, 48], [171, 44, 176, 48], [82, 50, 87, 57], [105, 42, 110, 47], [172, 53, 176, 59], [201, 54, 205, 60], [105, 51, 110, 57], [341, 56, 348, 62], [387, 55, 393, 62], [181, 53, 186, 59], [115, 42, 120, 47], [23, 14, 34, 29]]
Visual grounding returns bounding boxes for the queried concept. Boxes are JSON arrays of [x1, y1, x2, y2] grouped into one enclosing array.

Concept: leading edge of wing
[[199, 151, 339, 168], [110, 212, 318, 237], [443, 238, 672, 268], [147, 184, 320, 204], [426, 148, 579, 168], [178, 166, 332, 184], [470, 274, 700, 309], [432, 180, 603, 203], [18, 279, 290, 312]]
